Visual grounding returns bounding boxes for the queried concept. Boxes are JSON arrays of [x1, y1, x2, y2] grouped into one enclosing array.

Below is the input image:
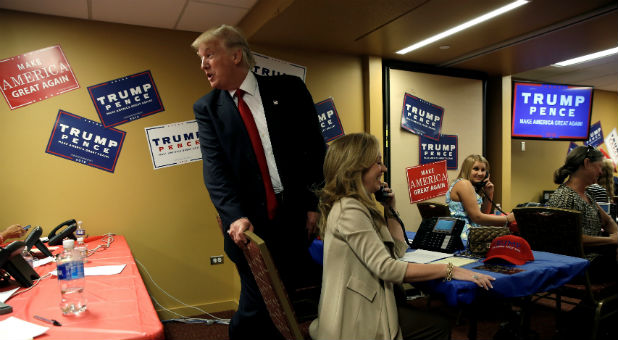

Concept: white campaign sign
[[145, 120, 201, 169], [604, 128, 618, 167], [252, 52, 307, 81]]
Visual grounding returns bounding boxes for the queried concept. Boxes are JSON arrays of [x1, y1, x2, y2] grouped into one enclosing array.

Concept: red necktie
[[236, 89, 278, 220]]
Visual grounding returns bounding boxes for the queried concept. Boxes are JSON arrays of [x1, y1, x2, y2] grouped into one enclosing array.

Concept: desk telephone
[[411, 217, 465, 253], [47, 219, 77, 246]]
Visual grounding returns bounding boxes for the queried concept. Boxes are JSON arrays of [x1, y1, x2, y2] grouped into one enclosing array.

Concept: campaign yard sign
[[0, 45, 79, 110], [88, 70, 164, 128], [145, 120, 201, 169], [252, 52, 307, 81], [585, 121, 603, 147], [605, 128, 618, 167], [315, 98, 344, 143], [46, 110, 125, 173], [419, 135, 458, 169], [401, 93, 444, 141], [406, 160, 449, 204], [568, 142, 579, 155]]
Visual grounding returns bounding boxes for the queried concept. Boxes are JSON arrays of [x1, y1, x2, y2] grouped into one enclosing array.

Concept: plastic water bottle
[[75, 220, 86, 239], [76, 237, 88, 263], [57, 239, 87, 315], [494, 204, 502, 215], [22, 247, 34, 268]]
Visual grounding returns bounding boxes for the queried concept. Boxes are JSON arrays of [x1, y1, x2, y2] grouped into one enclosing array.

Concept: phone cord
[[480, 188, 507, 214], [389, 207, 413, 248]]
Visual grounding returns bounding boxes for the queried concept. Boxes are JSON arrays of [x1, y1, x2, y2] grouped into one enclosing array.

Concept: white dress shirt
[[229, 72, 283, 194]]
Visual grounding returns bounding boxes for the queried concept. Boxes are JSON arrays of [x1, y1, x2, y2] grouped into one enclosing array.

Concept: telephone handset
[[411, 217, 465, 253], [47, 219, 77, 246], [473, 172, 490, 191], [0, 241, 40, 287], [375, 185, 413, 248], [374, 185, 388, 203], [25, 226, 53, 257]]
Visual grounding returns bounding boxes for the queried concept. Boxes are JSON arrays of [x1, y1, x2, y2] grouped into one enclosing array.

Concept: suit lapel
[[256, 75, 283, 163]]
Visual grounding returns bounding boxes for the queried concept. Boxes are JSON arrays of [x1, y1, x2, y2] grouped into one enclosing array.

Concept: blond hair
[[191, 24, 255, 69], [318, 133, 383, 237], [457, 154, 490, 180]]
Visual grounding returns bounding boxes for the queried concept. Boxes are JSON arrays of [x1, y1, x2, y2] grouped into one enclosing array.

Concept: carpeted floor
[[163, 295, 617, 339]]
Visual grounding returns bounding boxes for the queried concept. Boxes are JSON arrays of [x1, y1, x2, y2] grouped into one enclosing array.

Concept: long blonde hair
[[457, 154, 489, 180], [318, 133, 383, 237]]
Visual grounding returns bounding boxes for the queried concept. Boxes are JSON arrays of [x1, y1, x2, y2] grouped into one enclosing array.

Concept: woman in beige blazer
[[309, 133, 494, 340]]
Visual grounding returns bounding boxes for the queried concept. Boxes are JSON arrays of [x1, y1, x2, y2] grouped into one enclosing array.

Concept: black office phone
[[411, 217, 465, 253]]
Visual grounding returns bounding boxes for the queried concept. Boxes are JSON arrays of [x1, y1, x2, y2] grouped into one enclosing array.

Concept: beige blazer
[[309, 197, 409, 340]]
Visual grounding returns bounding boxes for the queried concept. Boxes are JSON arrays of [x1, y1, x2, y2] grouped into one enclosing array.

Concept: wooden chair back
[[513, 206, 618, 340], [417, 202, 451, 219], [243, 230, 305, 340]]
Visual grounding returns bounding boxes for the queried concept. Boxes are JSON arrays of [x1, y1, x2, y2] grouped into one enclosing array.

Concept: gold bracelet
[[444, 262, 454, 281]]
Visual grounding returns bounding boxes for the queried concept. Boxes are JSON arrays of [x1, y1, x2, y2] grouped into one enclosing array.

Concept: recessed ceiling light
[[552, 47, 618, 67], [396, 0, 529, 55], [439, 45, 450, 50]]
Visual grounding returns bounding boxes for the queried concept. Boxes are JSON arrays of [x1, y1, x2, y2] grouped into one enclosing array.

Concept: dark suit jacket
[[193, 73, 326, 262]]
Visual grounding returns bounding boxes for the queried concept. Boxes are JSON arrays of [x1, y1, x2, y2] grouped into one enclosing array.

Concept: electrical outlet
[[210, 255, 224, 265]]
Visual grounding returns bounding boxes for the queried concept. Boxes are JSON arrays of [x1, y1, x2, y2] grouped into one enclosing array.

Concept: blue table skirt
[[308, 231, 589, 306]]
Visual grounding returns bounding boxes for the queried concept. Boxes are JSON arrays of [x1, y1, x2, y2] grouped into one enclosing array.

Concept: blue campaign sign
[[401, 93, 444, 141], [315, 98, 344, 143], [87, 70, 164, 128], [45, 110, 125, 173], [419, 135, 458, 169], [568, 142, 579, 155], [585, 121, 603, 147]]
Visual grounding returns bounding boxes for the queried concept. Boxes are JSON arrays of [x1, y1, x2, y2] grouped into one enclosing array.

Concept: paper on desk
[[432, 257, 478, 267], [0, 288, 19, 303], [400, 249, 454, 264], [50, 264, 126, 276], [0, 316, 48, 340], [33, 257, 54, 268]]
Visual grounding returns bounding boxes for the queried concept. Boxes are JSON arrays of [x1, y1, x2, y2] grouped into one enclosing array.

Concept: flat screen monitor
[[511, 81, 593, 141]]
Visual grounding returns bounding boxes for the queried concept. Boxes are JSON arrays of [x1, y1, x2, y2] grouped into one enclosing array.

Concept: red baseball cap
[[483, 235, 534, 265]]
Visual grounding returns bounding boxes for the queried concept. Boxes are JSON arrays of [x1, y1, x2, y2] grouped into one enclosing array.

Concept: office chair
[[416, 201, 451, 219], [513, 206, 618, 340], [243, 230, 309, 340]]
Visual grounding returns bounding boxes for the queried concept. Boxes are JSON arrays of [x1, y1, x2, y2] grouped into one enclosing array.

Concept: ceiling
[[1, 0, 616, 92]]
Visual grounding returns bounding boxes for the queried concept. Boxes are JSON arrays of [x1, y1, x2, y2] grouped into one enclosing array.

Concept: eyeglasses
[[585, 145, 595, 160]]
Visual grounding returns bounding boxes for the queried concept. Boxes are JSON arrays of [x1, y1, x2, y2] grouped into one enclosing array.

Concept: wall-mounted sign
[[568, 142, 579, 155], [405, 160, 449, 204], [145, 120, 201, 169], [0, 45, 80, 110], [605, 128, 618, 167], [419, 135, 458, 169], [87, 70, 164, 128], [585, 121, 603, 147], [252, 52, 307, 81], [45, 110, 125, 173], [401, 93, 444, 141], [315, 97, 344, 143]]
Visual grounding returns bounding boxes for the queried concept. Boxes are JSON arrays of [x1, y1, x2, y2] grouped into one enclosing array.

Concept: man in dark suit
[[191, 25, 326, 339]]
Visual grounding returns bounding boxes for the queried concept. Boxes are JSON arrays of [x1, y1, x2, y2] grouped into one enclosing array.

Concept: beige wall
[[3, 8, 616, 319], [388, 70, 484, 230], [0, 10, 364, 318]]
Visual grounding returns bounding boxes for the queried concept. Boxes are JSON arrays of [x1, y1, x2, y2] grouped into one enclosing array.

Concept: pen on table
[[34, 315, 62, 326]]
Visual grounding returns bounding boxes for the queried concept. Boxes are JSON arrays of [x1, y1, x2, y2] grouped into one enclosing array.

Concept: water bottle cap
[[63, 239, 75, 249]]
